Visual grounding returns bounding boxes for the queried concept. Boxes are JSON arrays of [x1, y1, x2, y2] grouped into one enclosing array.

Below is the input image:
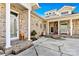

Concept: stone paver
[[17, 45, 60, 56], [0, 50, 4, 55], [35, 45, 60, 56], [60, 38, 79, 56], [13, 37, 79, 56], [17, 46, 36, 56]]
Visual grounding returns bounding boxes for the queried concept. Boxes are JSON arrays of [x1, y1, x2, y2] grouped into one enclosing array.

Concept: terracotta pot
[[19, 31, 25, 40]]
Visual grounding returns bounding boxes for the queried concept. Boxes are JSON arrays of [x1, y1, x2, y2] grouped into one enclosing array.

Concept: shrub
[[31, 30, 37, 41], [31, 30, 37, 36]]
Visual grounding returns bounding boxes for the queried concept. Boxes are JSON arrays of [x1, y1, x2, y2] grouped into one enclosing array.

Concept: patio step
[[12, 41, 33, 55], [4, 40, 33, 56], [0, 43, 5, 55], [0, 50, 4, 55]]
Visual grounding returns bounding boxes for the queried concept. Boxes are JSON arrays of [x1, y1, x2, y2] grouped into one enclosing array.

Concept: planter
[[31, 36, 37, 41]]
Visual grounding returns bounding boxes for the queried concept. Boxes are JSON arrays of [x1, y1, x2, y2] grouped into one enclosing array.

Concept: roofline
[[31, 11, 45, 20], [58, 6, 75, 12], [31, 12, 79, 21], [46, 13, 79, 20]]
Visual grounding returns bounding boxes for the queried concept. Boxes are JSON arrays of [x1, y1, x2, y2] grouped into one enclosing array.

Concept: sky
[[34, 3, 79, 17]]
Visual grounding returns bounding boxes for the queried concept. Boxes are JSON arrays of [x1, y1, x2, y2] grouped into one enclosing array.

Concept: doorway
[[10, 11, 19, 40], [50, 21, 58, 34]]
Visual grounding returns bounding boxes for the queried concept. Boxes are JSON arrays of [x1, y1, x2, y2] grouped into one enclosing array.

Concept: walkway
[[11, 37, 79, 56]]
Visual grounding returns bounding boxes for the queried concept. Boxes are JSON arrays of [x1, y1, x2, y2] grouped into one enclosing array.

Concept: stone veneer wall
[[73, 19, 79, 35], [31, 12, 44, 37], [11, 4, 28, 39], [60, 20, 70, 35], [42, 21, 48, 35], [0, 4, 6, 47]]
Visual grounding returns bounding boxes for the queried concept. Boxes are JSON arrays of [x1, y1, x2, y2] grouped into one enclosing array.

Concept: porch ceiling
[[11, 3, 28, 11]]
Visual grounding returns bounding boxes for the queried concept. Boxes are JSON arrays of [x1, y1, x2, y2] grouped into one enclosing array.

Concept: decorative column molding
[[47, 21, 49, 35], [58, 21, 60, 35], [70, 19, 73, 36], [5, 3, 11, 48]]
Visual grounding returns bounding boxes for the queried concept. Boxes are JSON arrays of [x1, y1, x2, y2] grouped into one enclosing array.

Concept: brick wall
[[73, 19, 79, 35]]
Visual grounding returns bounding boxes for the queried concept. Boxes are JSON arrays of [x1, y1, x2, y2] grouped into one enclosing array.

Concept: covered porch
[[48, 20, 70, 36], [4, 3, 40, 55], [5, 3, 29, 49], [4, 3, 31, 55], [47, 18, 79, 37]]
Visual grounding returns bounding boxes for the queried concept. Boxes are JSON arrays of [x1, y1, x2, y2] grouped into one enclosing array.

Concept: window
[[11, 11, 18, 17], [10, 11, 18, 38], [36, 23, 38, 26], [46, 13, 48, 15], [51, 12, 56, 16], [49, 13, 51, 14], [61, 11, 69, 16]]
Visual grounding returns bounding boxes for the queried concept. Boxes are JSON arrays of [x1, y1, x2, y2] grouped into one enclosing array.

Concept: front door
[[10, 11, 19, 40]]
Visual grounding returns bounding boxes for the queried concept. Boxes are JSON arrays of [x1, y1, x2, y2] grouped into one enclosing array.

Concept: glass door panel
[[10, 11, 18, 38]]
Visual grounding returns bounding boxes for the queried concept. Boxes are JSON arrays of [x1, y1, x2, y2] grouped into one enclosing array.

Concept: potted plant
[[31, 30, 37, 41]]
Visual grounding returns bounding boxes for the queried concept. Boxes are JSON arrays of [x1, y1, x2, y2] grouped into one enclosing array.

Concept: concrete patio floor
[[10, 37, 79, 56]]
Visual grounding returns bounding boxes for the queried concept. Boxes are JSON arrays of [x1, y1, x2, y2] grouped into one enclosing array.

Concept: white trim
[[10, 9, 19, 40], [11, 9, 19, 14], [28, 10, 31, 40], [58, 21, 60, 35], [47, 21, 49, 35], [5, 3, 11, 48], [19, 3, 31, 10], [70, 19, 73, 36]]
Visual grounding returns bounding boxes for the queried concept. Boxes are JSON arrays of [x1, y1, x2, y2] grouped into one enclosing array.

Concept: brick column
[[5, 3, 11, 48]]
